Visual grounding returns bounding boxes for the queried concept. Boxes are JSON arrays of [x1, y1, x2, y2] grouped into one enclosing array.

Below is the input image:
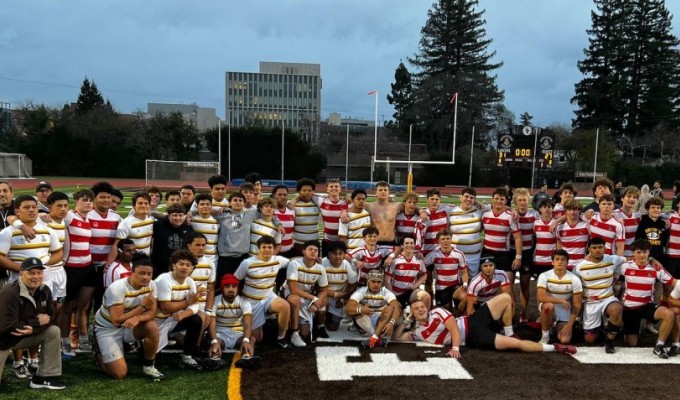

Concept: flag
[[450, 92, 458, 104], [368, 90, 377, 95]]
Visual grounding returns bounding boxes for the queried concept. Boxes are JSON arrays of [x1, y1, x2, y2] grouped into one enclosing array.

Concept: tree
[[76, 78, 109, 114], [408, 0, 504, 152], [573, 0, 680, 136], [519, 111, 533, 126], [386, 61, 415, 137]]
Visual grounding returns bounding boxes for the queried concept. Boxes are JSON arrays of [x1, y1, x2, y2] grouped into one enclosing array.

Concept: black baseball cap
[[36, 181, 53, 192], [21, 257, 45, 271]]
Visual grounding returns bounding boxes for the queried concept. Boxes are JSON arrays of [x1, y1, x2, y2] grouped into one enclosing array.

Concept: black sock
[[142, 358, 155, 367]]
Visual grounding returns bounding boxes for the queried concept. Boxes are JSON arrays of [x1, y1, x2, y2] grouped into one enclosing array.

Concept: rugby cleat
[[653, 345, 669, 359], [315, 326, 330, 339], [553, 344, 577, 355], [143, 366, 165, 381], [667, 345, 678, 357], [30, 377, 66, 390], [362, 336, 383, 349], [290, 331, 307, 348], [235, 355, 263, 370], [604, 340, 616, 354]]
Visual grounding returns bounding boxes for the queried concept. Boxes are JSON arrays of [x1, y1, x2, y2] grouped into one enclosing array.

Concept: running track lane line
[[227, 353, 243, 400]]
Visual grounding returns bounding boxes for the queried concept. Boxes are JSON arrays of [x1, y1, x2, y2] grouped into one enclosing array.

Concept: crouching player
[[345, 270, 401, 349], [536, 250, 583, 344], [395, 290, 577, 355], [285, 241, 329, 346], [208, 274, 262, 369], [319, 241, 357, 332], [466, 255, 512, 316], [93, 254, 164, 380]]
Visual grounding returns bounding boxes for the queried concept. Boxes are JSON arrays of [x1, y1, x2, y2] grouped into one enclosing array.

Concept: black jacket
[[0, 280, 54, 350]]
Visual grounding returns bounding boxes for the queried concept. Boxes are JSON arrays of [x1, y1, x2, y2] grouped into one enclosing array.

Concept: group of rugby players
[[1, 174, 680, 389]]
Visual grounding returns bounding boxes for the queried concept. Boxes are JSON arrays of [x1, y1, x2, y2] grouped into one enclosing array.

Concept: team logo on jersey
[[92, 222, 99, 228]]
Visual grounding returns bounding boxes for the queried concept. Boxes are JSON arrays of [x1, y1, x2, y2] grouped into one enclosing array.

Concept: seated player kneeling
[[466, 255, 512, 316], [93, 254, 164, 380], [394, 290, 577, 355], [284, 241, 329, 346], [318, 241, 358, 332], [207, 274, 262, 369], [345, 270, 401, 349], [536, 250, 583, 344]]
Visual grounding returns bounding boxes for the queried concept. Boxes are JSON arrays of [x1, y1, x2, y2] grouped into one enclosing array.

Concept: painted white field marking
[[315, 346, 472, 381], [571, 346, 680, 364]]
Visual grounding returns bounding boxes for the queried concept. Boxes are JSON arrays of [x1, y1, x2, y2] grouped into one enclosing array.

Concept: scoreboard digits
[[496, 127, 555, 168]]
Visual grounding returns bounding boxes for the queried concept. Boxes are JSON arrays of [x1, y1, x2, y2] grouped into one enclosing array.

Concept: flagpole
[[468, 126, 474, 187]]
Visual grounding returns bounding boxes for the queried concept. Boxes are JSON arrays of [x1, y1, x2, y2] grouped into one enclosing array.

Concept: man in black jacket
[[0, 257, 64, 389]]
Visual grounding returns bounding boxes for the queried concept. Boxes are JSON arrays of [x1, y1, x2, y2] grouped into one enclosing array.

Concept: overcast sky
[[2, 0, 679, 128]]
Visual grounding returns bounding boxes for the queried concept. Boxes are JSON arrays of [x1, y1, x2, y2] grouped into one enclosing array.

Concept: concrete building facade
[[225, 61, 321, 142], [147, 103, 219, 132]]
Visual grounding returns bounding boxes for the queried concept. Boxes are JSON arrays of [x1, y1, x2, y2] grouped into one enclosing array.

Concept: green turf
[[1, 352, 232, 399]]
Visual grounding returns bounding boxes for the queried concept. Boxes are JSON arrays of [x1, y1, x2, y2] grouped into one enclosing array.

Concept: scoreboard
[[496, 127, 555, 169]]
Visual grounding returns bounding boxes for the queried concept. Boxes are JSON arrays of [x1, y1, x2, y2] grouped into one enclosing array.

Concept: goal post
[[145, 160, 220, 188], [0, 153, 33, 179]]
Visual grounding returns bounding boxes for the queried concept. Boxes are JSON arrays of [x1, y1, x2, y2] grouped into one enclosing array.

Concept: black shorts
[[435, 285, 457, 308], [518, 249, 534, 274], [622, 303, 659, 335], [64, 264, 97, 301], [484, 250, 513, 272], [528, 264, 551, 277], [377, 240, 399, 249], [466, 303, 499, 350], [396, 291, 413, 309], [665, 257, 680, 279]]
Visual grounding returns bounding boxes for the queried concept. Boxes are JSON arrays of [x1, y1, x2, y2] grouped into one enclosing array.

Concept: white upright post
[[218, 120, 222, 176], [281, 121, 285, 183], [468, 126, 475, 187], [227, 110, 232, 184], [530, 127, 539, 193], [371, 91, 378, 183], [345, 124, 350, 185], [452, 94, 458, 162]]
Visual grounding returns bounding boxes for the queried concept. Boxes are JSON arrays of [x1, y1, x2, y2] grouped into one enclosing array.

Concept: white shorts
[[156, 317, 180, 352], [538, 302, 571, 322], [582, 296, 619, 331], [327, 298, 346, 318], [94, 325, 136, 364], [216, 326, 243, 349], [249, 292, 279, 330], [43, 266, 67, 301]]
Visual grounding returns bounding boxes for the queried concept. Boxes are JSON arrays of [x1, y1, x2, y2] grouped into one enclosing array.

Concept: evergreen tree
[[519, 111, 533, 126], [386, 61, 415, 136], [408, 0, 503, 151], [573, 0, 680, 136], [76, 77, 106, 114]]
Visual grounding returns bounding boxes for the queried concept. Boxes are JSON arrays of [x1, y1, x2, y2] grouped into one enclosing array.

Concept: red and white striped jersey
[[556, 221, 589, 269], [293, 201, 320, 243], [423, 248, 467, 291], [103, 261, 131, 288], [422, 205, 455, 255], [314, 195, 349, 242], [411, 308, 454, 345], [396, 213, 423, 250], [552, 204, 566, 220], [467, 271, 510, 304], [448, 205, 485, 257], [533, 218, 557, 267], [612, 209, 641, 257], [338, 210, 371, 250], [385, 254, 426, 296], [348, 246, 392, 284], [116, 215, 154, 256], [63, 211, 92, 268], [667, 213, 680, 259], [513, 210, 539, 251], [481, 209, 520, 252], [190, 214, 219, 263], [88, 209, 121, 265], [572, 255, 626, 301], [274, 207, 295, 253], [620, 261, 674, 308], [588, 214, 624, 255]]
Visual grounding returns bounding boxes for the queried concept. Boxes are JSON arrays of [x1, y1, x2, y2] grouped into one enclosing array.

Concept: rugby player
[[338, 189, 371, 251], [249, 198, 282, 255], [93, 254, 163, 380], [555, 200, 589, 270], [347, 227, 394, 285], [384, 234, 427, 309], [292, 178, 320, 255], [423, 229, 468, 311], [536, 250, 583, 344], [319, 241, 358, 332], [514, 188, 539, 323], [466, 255, 511, 316], [345, 269, 401, 349], [103, 239, 136, 289], [448, 187, 488, 278], [481, 187, 523, 284]]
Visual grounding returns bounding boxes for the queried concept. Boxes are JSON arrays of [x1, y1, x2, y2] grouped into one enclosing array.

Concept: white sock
[[61, 337, 70, 347], [79, 334, 89, 344], [13, 360, 24, 367], [657, 340, 665, 347], [673, 342, 680, 347], [542, 344, 555, 352], [541, 330, 549, 339], [504, 326, 514, 336], [28, 357, 38, 364]]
